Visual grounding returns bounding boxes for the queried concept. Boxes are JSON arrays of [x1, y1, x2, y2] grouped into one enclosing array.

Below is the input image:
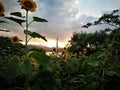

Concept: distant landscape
[[27, 44, 63, 52]]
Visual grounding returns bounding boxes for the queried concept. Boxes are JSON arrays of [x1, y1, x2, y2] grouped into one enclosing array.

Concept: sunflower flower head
[[0, 2, 5, 16], [79, 51, 82, 56], [63, 47, 67, 52], [31, 58, 37, 68], [52, 47, 56, 52], [74, 53, 77, 58], [83, 48, 87, 54], [20, 0, 37, 12], [64, 52, 70, 62], [71, 53, 77, 58], [11, 36, 20, 44]]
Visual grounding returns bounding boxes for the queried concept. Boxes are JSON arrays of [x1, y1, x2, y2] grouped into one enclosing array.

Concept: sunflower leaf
[[19, 57, 33, 75], [10, 12, 23, 18], [33, 17, 48, 22], [0, 20, 8, 23], [4, 17, 25, 25], [30, 51, 49, 66], [31, 32, 47, 41], [24, 30, 47, 41], [24, 30, 32, 35], [0, 29, 10, 32]]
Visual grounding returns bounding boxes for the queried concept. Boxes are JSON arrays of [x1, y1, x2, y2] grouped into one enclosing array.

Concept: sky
[[0, 0, 120, 48]]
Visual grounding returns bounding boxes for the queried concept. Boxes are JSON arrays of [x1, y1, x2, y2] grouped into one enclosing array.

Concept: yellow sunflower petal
[[64, 52, 70, 62], [83, 48, 87, 54], [27, 51, 34, 56], [63, 47, 67, 52], [11, 36, 19, 44], [52, 47, 56, 52], [79, 51, 82, 56], [20, 0, 37, 12]]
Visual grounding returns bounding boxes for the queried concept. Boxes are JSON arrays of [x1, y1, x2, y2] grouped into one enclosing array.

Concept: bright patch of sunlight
[[41, 39, 67, 48], [21, 39, 68, 48]]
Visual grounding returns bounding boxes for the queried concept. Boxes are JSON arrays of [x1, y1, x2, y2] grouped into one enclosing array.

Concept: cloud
[[77, 9, 120, 33], [0, 0, 81, 42], [0, 0, 120, 44], [1, 0, 21, 14], [29, 0, 81, 41], [70, 15, 97, 33], [79, 0, 120, 17]]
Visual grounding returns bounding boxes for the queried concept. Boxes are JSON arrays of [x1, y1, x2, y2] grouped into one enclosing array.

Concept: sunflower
[[31, 58, 37, 68], [64, 52, 70, 62], [0, 2, 5, 16], [79, 51, 82, 56], [73, 53, 77, 58], [71, 53, 77, 58], [11, 36, 20, 44], [63, 47, 67, 52], [83, 48, 87, 54], [52, 47, 56, 52], [27, 51, 34, 56], [27, 51, 38, 68], [20, 0, 37, 12]]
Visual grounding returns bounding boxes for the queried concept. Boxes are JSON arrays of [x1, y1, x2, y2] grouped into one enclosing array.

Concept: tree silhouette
[[82, 9, 120, 56], [82, 9, 120, 29]]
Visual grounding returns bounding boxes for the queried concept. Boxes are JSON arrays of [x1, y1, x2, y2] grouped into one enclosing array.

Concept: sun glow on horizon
[[21, 39, 69, 48], [42, 39, 68, 48]]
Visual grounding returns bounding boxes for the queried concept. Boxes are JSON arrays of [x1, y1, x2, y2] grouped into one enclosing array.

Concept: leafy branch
[[82, 9, 120, 29]]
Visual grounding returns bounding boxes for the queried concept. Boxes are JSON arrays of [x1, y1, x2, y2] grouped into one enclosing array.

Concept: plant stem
[[110, 34, 114, 52], [101, 68, 105, 90], [25, 10, 29, 48], [27, 36, 32, 43]]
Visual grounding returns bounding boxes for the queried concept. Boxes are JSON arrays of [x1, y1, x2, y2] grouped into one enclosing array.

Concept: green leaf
[[31, 32, 47, 41], [24, 30, 32, 35], [0, 20, 8, 23], [4, 59, 20, 83], [5, 16, 25, 25], [87, 60, 99, 67], [33, 16, 48, 22], [31, 51, 49, 66], [19, 58, 33, 75], [24, 30, 47, 41], [10, 12, 23, 18], [105, 70, 120, 77], [0, 29, 10, 32]]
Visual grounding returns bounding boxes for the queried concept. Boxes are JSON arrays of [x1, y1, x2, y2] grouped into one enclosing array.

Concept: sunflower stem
[[28, 20, 34, 26], [25, 10, 28, 48], [27, 36, 32, 43]]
